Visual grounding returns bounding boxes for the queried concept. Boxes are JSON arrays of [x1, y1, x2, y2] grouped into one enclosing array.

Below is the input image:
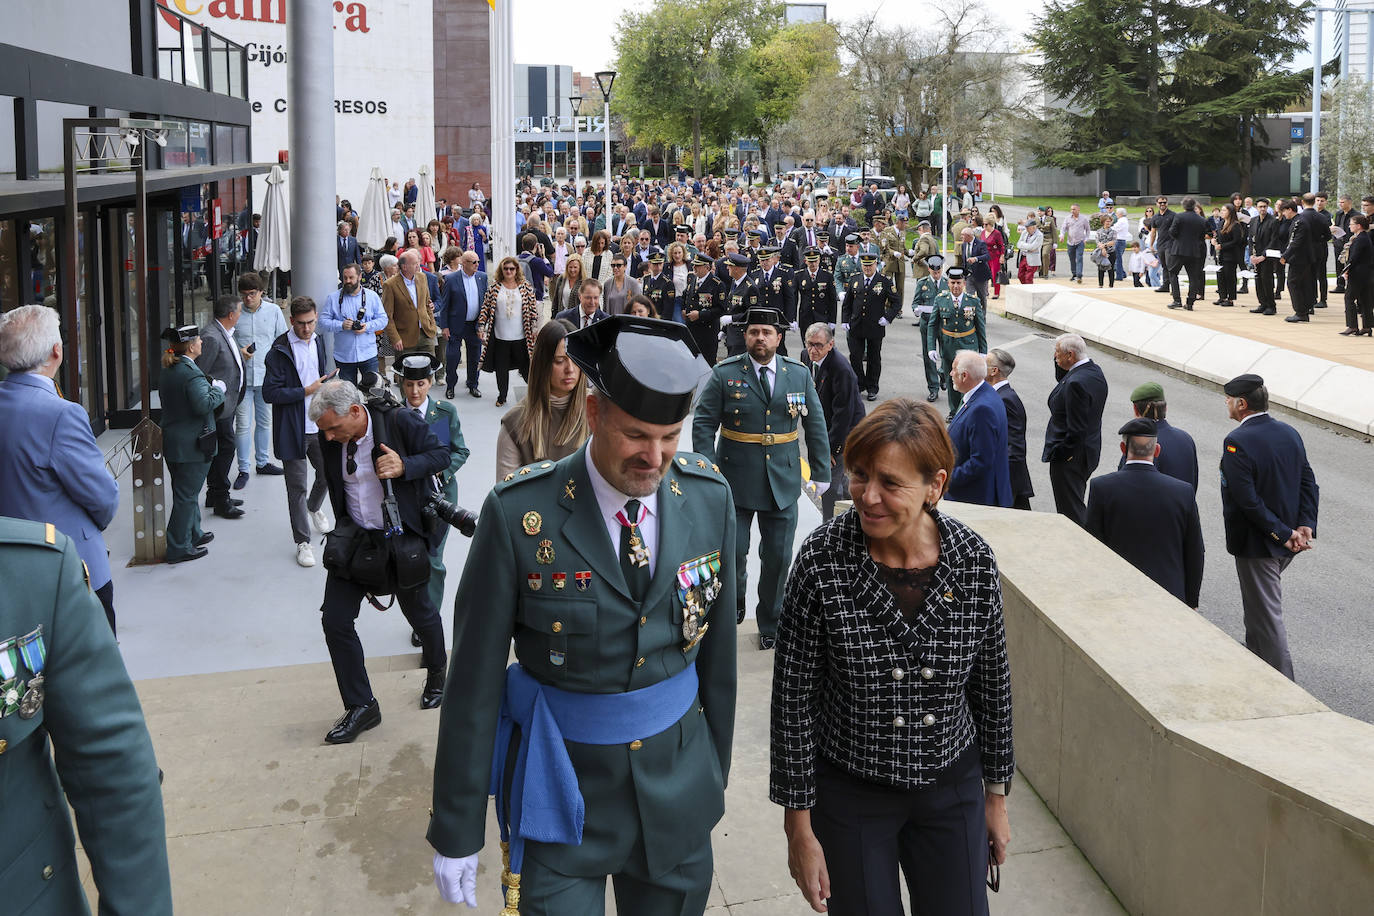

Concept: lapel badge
[[527, 573, 542, 591], [549, 650, 566, 667], [522, 511, 542, 536], [552, 572, 567, 590], [536, 539, 555, 565], [670, 478, 683, 496], [575, 571, 592, 591], [564, 479, 576, 500]]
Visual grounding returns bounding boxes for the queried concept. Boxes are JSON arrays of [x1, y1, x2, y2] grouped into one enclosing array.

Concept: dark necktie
[[618, 499, 650, 601], [760, 366, 772, 400]]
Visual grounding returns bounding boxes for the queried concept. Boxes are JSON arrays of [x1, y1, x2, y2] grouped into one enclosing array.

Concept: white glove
[[841, 323, 850, 331], [719, 315, 733, 326], [433, 852, 479, 907], [878, 317, 889, 327], [812, 481, 830, 497], [927, 350, 939, 364], [789, 321, 799, 332], [211, 379, 227, 393], [828, 323, 836, 330]]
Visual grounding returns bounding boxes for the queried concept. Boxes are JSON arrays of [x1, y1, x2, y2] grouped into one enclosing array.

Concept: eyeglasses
[[804, 341, 827, 349], [502, 265, 518, 272], [612, 262, 626, 268], [346, 440, 359, 476]]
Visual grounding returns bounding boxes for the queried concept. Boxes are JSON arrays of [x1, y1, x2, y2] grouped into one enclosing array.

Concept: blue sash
[[487, 662, 699, 878]]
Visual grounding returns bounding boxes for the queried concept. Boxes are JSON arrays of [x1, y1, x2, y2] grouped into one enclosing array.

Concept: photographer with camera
[[320, 263, 389, 386], [308, 378, 451, 744], [394, 351, 470, 639]]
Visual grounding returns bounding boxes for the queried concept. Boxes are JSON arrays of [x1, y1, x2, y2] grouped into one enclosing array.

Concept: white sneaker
[[310, 508, 334, 533], [296, 542, 316, 567]]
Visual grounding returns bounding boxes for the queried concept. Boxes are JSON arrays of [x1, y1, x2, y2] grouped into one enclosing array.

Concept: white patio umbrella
[[254, 165, 290, 294], [357, 166, 390, 251], [416, 165, 437, 235]]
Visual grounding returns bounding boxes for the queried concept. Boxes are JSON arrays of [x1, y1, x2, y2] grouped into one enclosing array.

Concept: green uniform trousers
[[517, 835, 713, 916], [426, 479, 458, 614], [735, 502, 798, 638], [918, 314, 943, 396], [166, 458, 210, 559]]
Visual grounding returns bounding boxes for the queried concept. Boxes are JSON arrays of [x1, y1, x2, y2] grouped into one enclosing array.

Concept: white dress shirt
[[584, 440, 660, 576], [290, 332, 322, 433], [342, 412, 386, 530], [749, 353, 778, 396]]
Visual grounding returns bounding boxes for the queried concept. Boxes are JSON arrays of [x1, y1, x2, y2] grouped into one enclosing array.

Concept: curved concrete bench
[[944, 502, 1374, 915]]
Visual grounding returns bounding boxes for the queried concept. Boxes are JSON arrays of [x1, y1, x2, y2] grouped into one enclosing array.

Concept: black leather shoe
[[421, 671, 445, 710], [926, 391, 938, 402], [166, 547, 208, 564], [445, 386, 455, 399], [736, 607, 746, 625], [758, 635, 775, 651], [1154, 288, 1172, 294], [1284, 314, 1309, 322], [214, 504, 246, 519], [866, 391, 878, 401], [1168, 301, 1182, 309], [468, 387, 482, 398], [1315, 300, 1328, 308], [232, 472, 249, 490], [1219, 300, 1234, 307], [1249, 306, 1267, 313], [206, 496, 244, 508], [410, 630, 422, 647], [256, 463, 285, 475], [324, 701, 381, 744], [194, 532, 214, 547]]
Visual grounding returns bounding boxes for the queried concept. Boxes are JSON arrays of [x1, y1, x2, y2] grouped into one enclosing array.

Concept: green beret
[[1130, 381, 1165, 402]]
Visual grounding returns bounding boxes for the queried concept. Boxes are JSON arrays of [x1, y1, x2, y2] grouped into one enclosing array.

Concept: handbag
[[997, 261, 1010, 285]]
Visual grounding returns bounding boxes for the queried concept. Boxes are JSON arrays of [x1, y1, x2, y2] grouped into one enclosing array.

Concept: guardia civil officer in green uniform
[[0, 517, 172, 915], [158, 324, 226, 563], [394, 351, 469, 633], [925, 266, 988, 418], [911, 254, 950, 400], [429, 316, 737, 915], [834, 233, 862, 294], [692, 307, 830, 650]]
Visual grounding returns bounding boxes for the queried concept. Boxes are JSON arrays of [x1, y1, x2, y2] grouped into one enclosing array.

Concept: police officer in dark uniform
[[755, 245, 797, 355], [841, 252, 901, 401], [795, 248, 838, 330], [429, 316, 736, 915], [721, 252, 757, 357], [1219, 373, 1319, 680], [685, 251, 726, 364], [815, 229, 837, 275], [641, 249, 674, 319], [0, 517, 172, 915]]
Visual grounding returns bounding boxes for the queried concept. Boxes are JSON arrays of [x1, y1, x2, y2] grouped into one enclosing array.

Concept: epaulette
[[0, 519, 64, 551], [715, 353, 747, 368], [497, 459, 560, 487], [777, 354, 808, 371], [672, 451, 726, 481]]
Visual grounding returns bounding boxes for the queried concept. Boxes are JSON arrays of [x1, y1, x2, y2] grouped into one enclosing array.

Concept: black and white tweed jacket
[[769, 507, 1014, 809]]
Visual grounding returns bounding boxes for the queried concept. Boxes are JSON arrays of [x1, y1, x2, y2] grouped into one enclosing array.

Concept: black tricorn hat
[[565, 316, 710, 425], [161, 325, 199, 343], [394, 350, 440, 381], [746, 306, 786, 329]]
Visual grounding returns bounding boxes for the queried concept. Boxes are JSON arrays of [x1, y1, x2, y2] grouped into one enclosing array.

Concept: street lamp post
[[570, 93, 583, 188], [595, 70, 617, 187]]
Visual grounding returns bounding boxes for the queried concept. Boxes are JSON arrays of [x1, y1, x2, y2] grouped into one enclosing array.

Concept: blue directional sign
[[1291, 125, 1306, 140]]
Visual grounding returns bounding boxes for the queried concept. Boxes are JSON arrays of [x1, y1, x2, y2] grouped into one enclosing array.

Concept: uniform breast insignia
[[527, 573, 542, 591], [575, 571, 592, 591], [535, 540, 556, 565], [732, 392, 744, 400], [552, 572, 567, 590], [549, 650, 566, 667], [676, 551, 722, 651], [962, 305, 974, 320], [670, 478, 683, 496], [522, 511, 542, 536], [17, 627, 45, 719], [564, 479, 576, 500], [785, 392, 809, 418], [616, 504, 651, 568]]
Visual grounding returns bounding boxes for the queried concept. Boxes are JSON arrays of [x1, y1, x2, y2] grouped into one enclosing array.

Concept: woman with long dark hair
[[494, 320, 589, 479], [1340, 213, 1374, 336], [1214, 203, 1246, 308]]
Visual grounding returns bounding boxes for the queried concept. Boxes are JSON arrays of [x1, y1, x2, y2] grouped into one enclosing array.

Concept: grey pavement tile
[[166, 822, 307, 916], [990, 845, 1126, 915]]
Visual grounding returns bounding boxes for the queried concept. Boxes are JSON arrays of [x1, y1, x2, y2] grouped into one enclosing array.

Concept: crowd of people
[[0, 164, 1331, 916]]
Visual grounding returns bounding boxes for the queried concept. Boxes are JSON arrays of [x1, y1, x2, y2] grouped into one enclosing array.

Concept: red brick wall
[[433, 0, 492, 206]]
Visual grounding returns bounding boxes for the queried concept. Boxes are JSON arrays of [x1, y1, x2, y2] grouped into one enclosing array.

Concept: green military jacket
[[428, 448, 737, 878], [833, 254, 861, 293], [421, 398, 470, 499], [878, 225, 906, 271], [691, 354, 831, 512], [0, 519, 171, 916], [910, 234, 939, 279], [158, 356, 225, 464], [911, 274, 950, 315], [926, 290, 988, 358]]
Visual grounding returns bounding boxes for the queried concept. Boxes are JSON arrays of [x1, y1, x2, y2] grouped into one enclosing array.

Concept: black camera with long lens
[[422, 495, 478, 537]]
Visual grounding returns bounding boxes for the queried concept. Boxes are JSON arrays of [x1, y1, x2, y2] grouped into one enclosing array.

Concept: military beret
[[1118, 417, 1158, 437], [858, 252, 879, 265], [917, 220, 932, 229], [1130, 381, 1166, 402], [845, 234, 861, 246], [726, 252, 751, 267], [925, 254, 944, 269], [945, 266, 966, 280], [1223, 373, 1265, 396]]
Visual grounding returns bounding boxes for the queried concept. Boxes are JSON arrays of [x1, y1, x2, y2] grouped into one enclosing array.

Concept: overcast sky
[[511, 0, 1047, 73]]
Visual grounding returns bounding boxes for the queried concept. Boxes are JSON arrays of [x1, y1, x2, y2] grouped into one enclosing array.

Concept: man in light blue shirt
[[231, 271, 287, 487], [320, 262, 388, 384]]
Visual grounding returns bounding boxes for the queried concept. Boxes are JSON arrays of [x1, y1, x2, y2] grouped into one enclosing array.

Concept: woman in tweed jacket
[[771, 398, 1013, 915], [476, 255, 539, 407]]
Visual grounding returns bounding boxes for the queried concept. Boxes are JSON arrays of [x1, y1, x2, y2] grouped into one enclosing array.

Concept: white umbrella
[[416, 165, 437, 234], [254, 165, 290, 294], [357, 166, 390, 251]]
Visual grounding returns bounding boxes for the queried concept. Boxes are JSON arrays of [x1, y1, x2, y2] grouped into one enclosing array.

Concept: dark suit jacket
[[1304, 207, 1332, 262], [195, 320, 245, 415], [1345, 228, 1374, 286], [946, 382, 1013, 507], [996, 383, 1034, 500], [1168, 210, 1208, 259], [1086, 463, 1204, 607], [1041, 360, 1108, 469], [960, 238, 992, 282], [336, 235, 361, 272], [1281, 211, 1313, 264], [1152, 208, 1176, 255], [262, 331, 329, 462], [555, 306, 610, 327], [807, 349, 865, 459], [1116, 417, 1198, 492], [1220, 413, 1319, 559], [319, 404, 449, 551], [434, 270, 488, 330]]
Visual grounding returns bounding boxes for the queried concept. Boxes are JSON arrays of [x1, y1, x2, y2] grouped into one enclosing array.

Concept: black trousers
[[1286, 261, 1315, 316], [1317, 253, 1328, 303], [444, 322, 483, 391], [205, 415, 237, 508], [1346, 276, 1373, 330], [1217, 261, 1239, 301], [848, 333, 883, 394], [811, 751, 989, 916], [94, 580, 116, 635], [1274, 261, 1286, 298], [1168, 255, 1203, 303], [1048, 456, 1093, 526], [321, 569, 447, 708], [1254, 261, 1277, 313], [488, 337, 530, 400]]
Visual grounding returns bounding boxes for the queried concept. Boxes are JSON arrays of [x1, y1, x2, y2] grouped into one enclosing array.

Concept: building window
[[0, 221, 18, 313]]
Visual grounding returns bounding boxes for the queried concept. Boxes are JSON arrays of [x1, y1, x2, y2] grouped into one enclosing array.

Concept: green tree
[[745, 21, 840, 182], [612, 0, 783, 179]]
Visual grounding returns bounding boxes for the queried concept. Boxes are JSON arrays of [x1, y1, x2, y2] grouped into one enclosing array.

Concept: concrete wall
[[943, 502, 1374, 915], [11, 1, 131, 72], [434, 0, 491, 206]]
